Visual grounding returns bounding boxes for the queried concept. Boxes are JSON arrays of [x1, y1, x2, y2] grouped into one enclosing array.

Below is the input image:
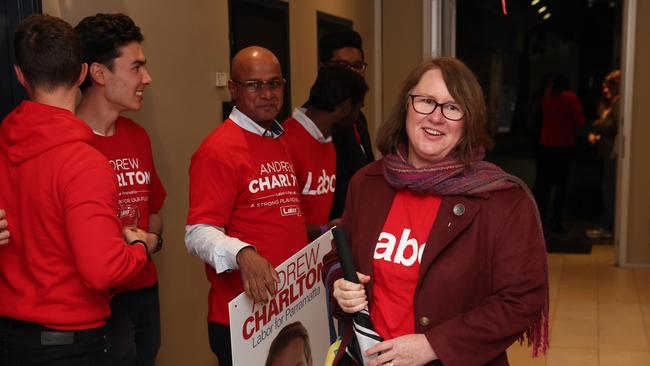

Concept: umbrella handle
[[332, 227, 359, 284]]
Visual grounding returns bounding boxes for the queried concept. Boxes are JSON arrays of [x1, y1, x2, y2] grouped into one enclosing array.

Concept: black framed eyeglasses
[[326, 60, 368, 73], [408, 94, 464, 121], [232, 78, 286, 92]]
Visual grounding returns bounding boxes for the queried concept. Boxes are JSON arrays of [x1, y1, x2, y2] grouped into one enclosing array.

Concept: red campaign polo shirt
[[282, 115, 336, 225], [371, 189, 441, 339], [93, 116, 167, 291], [188, 119, 308, 325]]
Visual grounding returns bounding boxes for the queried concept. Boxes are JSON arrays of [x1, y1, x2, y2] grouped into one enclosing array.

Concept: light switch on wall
[[215, 72, 229, 87]]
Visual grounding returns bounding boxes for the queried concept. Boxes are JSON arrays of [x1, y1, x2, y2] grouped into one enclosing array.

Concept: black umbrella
[[332, 227, 384, 365]]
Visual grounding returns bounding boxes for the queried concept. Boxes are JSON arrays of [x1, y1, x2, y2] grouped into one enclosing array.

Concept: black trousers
[[0, 317, 110, 366], [208, 322, 232, 366], [106, 284, 161, 366], [533, 146, 575, 226]]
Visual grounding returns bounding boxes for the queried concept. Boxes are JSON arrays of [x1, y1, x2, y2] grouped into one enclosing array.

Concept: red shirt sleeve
[[187, 149, 240, 227]]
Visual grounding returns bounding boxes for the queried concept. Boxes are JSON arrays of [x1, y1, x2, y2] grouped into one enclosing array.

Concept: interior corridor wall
[[625, 1, 650, 263], [381, 1, 423, 122], [42, 0, 374, 364]]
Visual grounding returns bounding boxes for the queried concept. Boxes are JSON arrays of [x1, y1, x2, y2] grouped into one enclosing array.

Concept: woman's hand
[[365, 334, 437, 366], [332, 272, 370, 313], [588, 132, 601, 145]]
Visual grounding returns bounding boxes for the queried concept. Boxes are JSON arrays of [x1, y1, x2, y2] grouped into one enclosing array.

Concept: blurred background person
[[586, 70, 621, 239], [283, 66, 368, 240], [533, 74, 585, 233], [318, 30, 375, 221], [328, 57, 548, 366]]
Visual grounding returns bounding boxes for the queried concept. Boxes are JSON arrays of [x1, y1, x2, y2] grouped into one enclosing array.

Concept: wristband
[[130, 239, 147, 252], [148, 232, 163, 253]]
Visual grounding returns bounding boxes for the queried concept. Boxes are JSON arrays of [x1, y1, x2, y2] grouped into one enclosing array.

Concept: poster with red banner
[[229, 231, 333, 366]]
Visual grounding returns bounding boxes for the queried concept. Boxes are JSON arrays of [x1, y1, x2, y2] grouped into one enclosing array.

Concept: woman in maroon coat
[[328, 57, 548, 366]]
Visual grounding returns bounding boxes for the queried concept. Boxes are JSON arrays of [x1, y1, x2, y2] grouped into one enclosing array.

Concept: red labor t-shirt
[[371, 189, 441, 339], [187, 119, 308, 325], [282, 116, 336, 225], [93, 116, 167, 291]]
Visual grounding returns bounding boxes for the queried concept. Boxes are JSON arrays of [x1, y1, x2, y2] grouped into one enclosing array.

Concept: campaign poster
[[229, 231, 333, 366]]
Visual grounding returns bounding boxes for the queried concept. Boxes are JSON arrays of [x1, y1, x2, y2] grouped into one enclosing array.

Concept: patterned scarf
[[383, 145, 549, 357], [383, 145, 524, 195]]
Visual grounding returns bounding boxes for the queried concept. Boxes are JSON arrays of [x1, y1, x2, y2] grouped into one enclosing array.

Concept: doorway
[[228, 0, 291, 121], [1, 0, 42, 120], [454, 0, 624, 254]]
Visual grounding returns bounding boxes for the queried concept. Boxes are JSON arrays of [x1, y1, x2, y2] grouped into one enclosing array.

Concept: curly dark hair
[[305, 65, 368, 112], [74, 13, 143, 90], [318, 29, 364, 63], [14, 14, 82, 91]]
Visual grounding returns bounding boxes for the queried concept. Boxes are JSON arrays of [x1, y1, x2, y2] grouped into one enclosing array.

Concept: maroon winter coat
[[327, 160, 547, 366]]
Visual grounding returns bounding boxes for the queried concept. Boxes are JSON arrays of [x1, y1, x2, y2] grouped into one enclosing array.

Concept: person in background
[[586, 70, 621, 239], [185, 46, 308, 366], [74, 13, 167, 366], [318, 29, 375, 221], [0, 14, 153, 365], [532, 74, 585, 233], [282, 66, 368, 240], [327, 57, 548, 366]]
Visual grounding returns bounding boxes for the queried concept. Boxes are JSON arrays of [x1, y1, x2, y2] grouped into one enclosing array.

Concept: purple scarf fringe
[[383, 146, 550, 357]]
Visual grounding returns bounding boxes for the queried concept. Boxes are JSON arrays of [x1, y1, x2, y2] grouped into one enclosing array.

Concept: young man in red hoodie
[[0, 14, 155, 365], [74, 13, 167, 366]]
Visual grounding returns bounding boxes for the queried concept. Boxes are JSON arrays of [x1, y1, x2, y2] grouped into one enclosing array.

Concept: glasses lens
[[412, 96, 435, 114], [351, 63, 367, 71], [241, 81, 262, 91], [267, 79, 284, 89], [441, 103, 464, 120]]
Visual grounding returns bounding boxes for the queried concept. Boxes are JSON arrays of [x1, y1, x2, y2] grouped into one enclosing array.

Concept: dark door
[[1, 0, 42, 121], [228, 0, 291, 121], [317, 11, 353, 43]]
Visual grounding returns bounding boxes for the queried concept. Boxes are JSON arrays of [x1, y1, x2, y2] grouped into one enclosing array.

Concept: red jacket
[[327, 160, 547, 366], [0, 101, 148, 330]]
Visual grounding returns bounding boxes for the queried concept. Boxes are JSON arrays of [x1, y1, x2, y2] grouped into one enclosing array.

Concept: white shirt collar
[[291, 107, 332, 143], [229, 106, 284, 139]]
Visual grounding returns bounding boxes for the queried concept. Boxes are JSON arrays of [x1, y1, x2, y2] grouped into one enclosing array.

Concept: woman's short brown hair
[[377, 57, 493, 164]]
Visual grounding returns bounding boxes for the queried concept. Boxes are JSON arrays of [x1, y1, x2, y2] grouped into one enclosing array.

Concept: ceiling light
[[538, 6, 547, 13], [531, 0, 540, 5], [543, 12, 551, 20]]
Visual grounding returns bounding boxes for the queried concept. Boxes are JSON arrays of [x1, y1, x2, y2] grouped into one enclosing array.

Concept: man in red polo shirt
[[186, 46, 308, 366], [282, 66, 367, 240]]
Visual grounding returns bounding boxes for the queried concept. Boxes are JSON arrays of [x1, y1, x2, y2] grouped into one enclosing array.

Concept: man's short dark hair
[[305, 66, 368, 112], [318, 29, 364, 63], [14, 14, 82, 91], [75, 13, 144, 90], [265, 322, 312, 366]]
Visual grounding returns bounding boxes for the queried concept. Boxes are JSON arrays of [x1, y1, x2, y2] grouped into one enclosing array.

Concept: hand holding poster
[[229, 231, 333, 365]]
